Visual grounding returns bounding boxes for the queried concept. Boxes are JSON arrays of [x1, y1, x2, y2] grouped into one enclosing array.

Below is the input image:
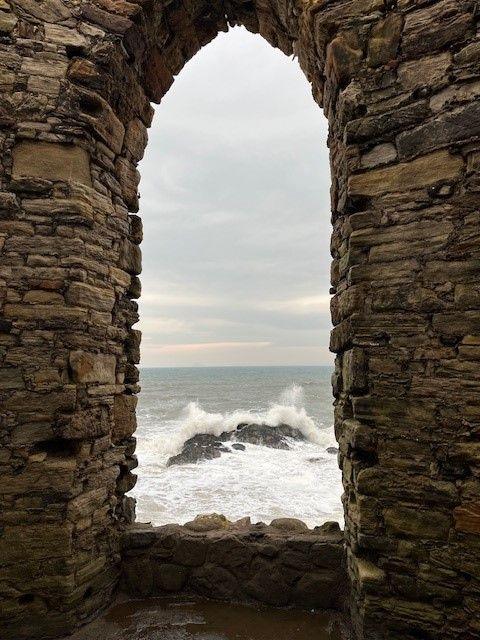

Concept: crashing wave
[[163, 384, 331, 457]]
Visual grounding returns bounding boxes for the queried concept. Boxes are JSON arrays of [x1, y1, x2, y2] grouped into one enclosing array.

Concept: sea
[[130, 366, 344, 528]]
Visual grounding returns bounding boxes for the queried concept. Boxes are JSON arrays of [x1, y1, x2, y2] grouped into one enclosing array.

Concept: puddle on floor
[[69, 596, 342, 640]]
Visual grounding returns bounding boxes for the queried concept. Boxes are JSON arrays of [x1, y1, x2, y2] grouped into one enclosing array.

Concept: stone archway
[[1, 1, 479, 639]]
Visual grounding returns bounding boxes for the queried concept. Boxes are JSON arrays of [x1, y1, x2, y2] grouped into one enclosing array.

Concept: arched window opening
[[130, 27, 343, 529]]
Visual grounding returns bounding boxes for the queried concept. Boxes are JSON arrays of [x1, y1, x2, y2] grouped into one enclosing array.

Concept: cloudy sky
[[137, 27, 331, 368]]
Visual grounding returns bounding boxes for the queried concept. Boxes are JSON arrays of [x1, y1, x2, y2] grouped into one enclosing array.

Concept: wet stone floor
[[69, 596, 342, 640]]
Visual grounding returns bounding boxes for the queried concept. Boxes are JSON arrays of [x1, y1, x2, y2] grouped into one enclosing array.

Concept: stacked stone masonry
[[122, 520, 345, 610], [0, 0, 479, 639]]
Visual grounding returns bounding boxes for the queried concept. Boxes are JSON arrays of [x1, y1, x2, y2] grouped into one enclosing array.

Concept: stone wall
[[122, 518, 346, 611], [0, 1, 479, 639]]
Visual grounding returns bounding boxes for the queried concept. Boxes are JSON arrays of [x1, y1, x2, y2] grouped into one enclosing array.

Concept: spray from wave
[[132, 369, 344, 528], [162, 384, 331, 456]]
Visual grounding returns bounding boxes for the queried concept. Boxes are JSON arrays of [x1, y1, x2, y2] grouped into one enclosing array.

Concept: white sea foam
[[161, 384, 333, 456], [131, 372, 344, 529]]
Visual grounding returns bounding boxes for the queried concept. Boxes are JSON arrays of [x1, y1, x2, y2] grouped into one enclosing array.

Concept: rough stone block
[[360, 143, 397, 169], [0, 366, 24, 389], [66, 282, 115, 313], [13, 0, 72, 23], [292, 571, 339, 608], [124, 118, 148, 161], [12, 141, 92, 187], [58, 405, 112, 439], [384, 506, 450, 540], [78, 89, 125, 154], [153, 564, 187, 592], [44, 23, 87, 47], [173, 537, 207, 567], [343, 348, 367, 395], [119, 238, 142, 275], [367, 13, 402, 67], [402, 0, 473, 56], [0, 523, 73, 564], [0, 10, 17, 32], [69, 351, 116, 384], [113, 394, 137, 442], [191, 564, 238, 599], [397, 101, 480, 159], [326, 36, 362, 87], [454, 503, 480, 534], [398, 52, 451, 91], [348, 151, 464, 197], [115, 157, 140, 211], [3, 388, 77, 415]]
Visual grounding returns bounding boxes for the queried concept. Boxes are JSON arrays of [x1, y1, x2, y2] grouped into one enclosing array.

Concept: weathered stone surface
[[348, 151, 464, 197], [12, 141, 92, 186], [454, 503, 480, 534], [116, 157, 140, 211], [184, 514, 230, 532], [124, 118, 148, 161], [397, 102, 480, 159], [12, 0, 72, 23], [153, 564, 187, 592], [345, 101, 430, 144], [398, 52, 451, 91], [270, 518, 308, 532], [367, 14, 402, 68], [326, 36, 362, 87], [119, 238, 142, 274], [79, 90, 125, 154], [0, 11, 17, 32], [44, 23, 87, 47], [59, 406, 112, 439], [81, 2, 133, 33], [384, 507, 450, 540], [342, 347, 367, 395], [360, 143, 397, 169], [69, 351, 116, 384], [402, 0, 472, 56], [0, 523, 73, 563], [113, 394, 137, 442], [66, 282, 115, 313]]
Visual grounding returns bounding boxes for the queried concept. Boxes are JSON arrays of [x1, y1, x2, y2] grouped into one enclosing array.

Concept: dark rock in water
[[307, 457, 323, 463], [167, 423, 306, 466], [235, 423, 303, 449], [326, 447, 339, 455], [167, 434, 231, 467]]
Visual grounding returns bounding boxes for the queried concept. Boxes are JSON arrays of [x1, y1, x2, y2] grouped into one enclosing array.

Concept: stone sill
[[121, 518, 346, 611]]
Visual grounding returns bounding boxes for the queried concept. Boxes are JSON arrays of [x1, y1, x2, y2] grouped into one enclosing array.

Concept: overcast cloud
[[137, 27, 332, 367]]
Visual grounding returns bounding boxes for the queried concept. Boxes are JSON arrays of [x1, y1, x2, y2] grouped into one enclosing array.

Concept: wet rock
[[270, 518, 309, 532], [232, 517, 251, 529], [190, 564, 238, 599], [315, 521, 342, 536], [184, 514, 230, 532], [167, 423, 305, 466], [326, 447, 339, 455], [166, 434, 230, 466], [235, 423, 303, 449], [153, 563, 187, 592]]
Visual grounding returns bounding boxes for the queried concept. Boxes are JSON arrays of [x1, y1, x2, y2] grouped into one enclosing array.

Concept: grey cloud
[[136, 27, 332, 367]]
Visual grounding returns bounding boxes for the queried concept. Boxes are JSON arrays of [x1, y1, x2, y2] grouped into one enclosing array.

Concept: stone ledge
[[121, 518, 346, 611]]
